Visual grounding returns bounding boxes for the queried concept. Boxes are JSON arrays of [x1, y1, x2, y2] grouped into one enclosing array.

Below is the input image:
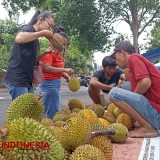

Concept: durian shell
[[68, 77, 80, 92]]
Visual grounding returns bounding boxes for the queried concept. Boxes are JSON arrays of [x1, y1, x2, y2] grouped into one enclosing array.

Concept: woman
[[39, 26, 74, 119], [5, 10, 55, 100]]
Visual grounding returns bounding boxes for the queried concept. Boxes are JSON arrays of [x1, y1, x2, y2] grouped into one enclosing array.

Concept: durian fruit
[[53, 121, 65, 128], [102, 112, 116, 124], [64, 149, 71, 160], [113, 107, 123, 118], [108, 123, 128, 143], [68, 112, 78, 118], [41, 118, 54, 128], [77, 109, 98, 125], [52, 33, 64, 49], [116, 113, 135, 130], [68, 99, 84, 111], [46, 126, 65, 145], [6, 93, 44, 124], [3, 118, 65, 160], [71, 108, 81, 113], [53, 113, 70, 122], [68, 77, 80, 92], [98, 118, 110, 129], [91, 121, 107, 132], [69, 144, 106, 160], [62, 116, 92, 151], [61, 107, 72, 114], [89, 136, 113, 160], [107, 103, 117, 114], [88, 104, 105, 118]]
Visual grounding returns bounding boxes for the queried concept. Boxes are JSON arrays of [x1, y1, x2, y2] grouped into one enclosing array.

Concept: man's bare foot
[[128, 126, 158, 138]]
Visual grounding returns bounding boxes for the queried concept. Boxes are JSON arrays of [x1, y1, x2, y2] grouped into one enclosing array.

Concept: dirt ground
[[112, 137, 143, 160]]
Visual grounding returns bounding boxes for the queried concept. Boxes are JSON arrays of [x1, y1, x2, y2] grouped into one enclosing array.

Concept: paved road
[[0, 86, 93, 126]]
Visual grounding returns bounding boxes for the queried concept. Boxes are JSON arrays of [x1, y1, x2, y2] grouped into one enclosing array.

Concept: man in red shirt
[[109, 40, 160, 138]]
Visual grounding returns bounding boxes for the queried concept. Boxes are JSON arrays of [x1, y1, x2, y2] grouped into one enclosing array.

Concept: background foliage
[[1, 0, 160, 72]]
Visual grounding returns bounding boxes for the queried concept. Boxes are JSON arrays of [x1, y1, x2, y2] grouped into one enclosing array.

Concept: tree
[[0, 19, 20, 70], [147, 21, 160, 50], [2, 0, 113, 52], [98, 0, 160, 53]]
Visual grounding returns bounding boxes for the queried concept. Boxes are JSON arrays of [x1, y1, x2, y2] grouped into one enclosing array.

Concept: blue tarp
[[142, 47, 160, 63], [155, 62, 160, 69]]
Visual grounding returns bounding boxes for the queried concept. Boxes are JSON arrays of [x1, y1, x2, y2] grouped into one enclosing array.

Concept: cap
[[111, 40, 136, 58]]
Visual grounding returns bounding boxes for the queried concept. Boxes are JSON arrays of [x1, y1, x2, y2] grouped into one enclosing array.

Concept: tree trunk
[[132, 27, 139, 53], [129, 0, 139, 53]]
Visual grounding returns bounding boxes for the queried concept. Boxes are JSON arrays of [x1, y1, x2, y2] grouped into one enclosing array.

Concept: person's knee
[[109, 87, 120, 100], [122, 81, 131, 91], [89, 80, 97, 88]]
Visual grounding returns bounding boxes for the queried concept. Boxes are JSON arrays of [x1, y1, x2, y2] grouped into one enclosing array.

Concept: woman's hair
[[53, 26, 68, 39], [28, 10, 54, 25], [102, 56, 117, 68]]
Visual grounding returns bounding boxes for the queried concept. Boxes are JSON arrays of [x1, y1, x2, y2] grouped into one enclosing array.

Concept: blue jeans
[[109, 86, 160, 130], [39, 79, 61, 119], [6, 84, 34, 100]]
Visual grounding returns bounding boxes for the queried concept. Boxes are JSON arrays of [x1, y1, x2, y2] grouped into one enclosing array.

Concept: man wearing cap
[[88, 56, 126, 107], [109, 40, 160, 138]]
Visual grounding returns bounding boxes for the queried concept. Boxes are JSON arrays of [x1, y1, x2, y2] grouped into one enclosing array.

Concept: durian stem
[[92, 129, 115, 136]]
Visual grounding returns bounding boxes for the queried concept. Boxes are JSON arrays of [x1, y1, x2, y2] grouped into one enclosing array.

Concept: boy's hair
[[102, 56, 117, 68], [53, 26, 68, 39]]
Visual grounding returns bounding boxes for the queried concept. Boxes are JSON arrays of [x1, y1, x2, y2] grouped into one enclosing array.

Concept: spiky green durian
[[88, 104, 105, 118], [68, 77, 80, 92], [102, 112, 116, 124], [53, 113, 70, 122], [60, 107, 72, 114], [71, 108, 81, 113], [108, 123, 128, 143], [41, 118, 54, 128], [77, 109, 98, 125], [98, 118, 110, 129], [116, 113, 135, 130], [89, 136, 113, 160], [69, 144, 106, 160], [3, 118, 65, 160], [107, 103, 117, 114], [6, 93, 44, 124], [46, 126, 65, 145], [62, 116, 92, 151], [113, 107, 123, 118], [53, 121, 65, 128], [68, 99, 84, 110]]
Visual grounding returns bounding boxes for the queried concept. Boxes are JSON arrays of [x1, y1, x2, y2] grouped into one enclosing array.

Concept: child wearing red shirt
[[39, 26, 74, 119]]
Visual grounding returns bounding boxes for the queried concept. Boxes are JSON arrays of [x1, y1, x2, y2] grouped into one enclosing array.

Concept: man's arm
[[15, 30, 53, 44], [89, 77, 113, 91], [134, 78, 151, 94]]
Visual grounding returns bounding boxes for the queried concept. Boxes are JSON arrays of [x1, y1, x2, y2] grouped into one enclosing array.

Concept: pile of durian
[[0, 93, 135, 160]]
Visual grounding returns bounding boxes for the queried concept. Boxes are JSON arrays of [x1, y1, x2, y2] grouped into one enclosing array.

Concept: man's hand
[[40, 30, 54, 40]]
